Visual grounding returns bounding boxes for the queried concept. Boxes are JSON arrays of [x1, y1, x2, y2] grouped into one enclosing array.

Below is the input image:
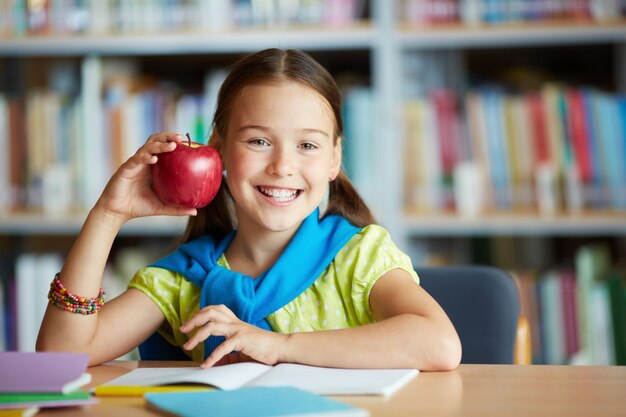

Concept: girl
[[37, 48, 461, 371]]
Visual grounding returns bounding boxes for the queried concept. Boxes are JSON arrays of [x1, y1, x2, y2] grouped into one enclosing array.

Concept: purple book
[[0, 351, 91, 393]]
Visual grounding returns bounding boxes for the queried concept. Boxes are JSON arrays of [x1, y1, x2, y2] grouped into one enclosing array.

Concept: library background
[[1, 0, 625, 366]]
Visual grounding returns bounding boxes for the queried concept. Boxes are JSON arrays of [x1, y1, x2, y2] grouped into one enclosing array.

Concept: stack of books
[[0, 352, 97, 415]]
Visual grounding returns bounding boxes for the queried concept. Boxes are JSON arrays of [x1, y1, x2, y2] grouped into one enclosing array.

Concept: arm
[[281, 268, 461, 371], [36, 133, 195, 366], [182, 268, 461, 371]]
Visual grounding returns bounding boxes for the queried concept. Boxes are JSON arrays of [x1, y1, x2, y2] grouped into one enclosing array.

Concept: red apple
[[152, 134, 223, 208]]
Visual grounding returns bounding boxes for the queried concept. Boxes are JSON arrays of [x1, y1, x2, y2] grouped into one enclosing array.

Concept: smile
[[257, 186, 301, 202]]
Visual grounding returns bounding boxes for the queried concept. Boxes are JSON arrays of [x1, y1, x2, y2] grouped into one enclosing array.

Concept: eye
[[299, 142, 318, 151], [248, 138, 270, 147]]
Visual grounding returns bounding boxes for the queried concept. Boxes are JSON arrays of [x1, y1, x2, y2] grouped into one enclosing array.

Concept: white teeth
[[259, 187, 298, 202]]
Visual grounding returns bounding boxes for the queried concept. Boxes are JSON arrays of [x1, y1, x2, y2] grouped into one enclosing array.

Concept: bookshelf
[[1, 0, 625, 364], [0, 25, 376, 56], [393, 1, 626, 367]]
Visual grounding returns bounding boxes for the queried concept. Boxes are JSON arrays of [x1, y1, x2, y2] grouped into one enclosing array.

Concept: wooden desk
[[38, 361, 626, 417]]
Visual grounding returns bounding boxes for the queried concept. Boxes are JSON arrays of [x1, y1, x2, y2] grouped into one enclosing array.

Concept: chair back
[[416, 266, 520, 364]]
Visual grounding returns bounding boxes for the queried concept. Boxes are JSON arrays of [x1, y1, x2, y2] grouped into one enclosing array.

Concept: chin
[[260, 217, 301, 233], [257, 208, 311, 233]]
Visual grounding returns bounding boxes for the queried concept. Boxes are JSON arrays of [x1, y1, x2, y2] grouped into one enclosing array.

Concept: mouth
[[257, 186, 302, 202]]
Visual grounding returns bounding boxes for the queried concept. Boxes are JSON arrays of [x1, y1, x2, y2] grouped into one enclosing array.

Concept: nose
[[267, 146, 294, 177]]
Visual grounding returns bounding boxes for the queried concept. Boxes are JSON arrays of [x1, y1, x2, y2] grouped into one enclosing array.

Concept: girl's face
[[220, 81, 341, 235]]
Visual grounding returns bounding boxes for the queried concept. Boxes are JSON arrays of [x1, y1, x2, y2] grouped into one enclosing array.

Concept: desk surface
[[38, 361, 626, 417]]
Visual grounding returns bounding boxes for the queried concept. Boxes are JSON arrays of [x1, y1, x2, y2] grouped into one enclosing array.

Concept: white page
[[245, 363, 419, 396], [101, 362, 271, 391]]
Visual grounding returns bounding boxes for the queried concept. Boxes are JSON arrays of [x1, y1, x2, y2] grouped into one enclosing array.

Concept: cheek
[[303, 159, 333, 185], [223, 148, 253, 177]]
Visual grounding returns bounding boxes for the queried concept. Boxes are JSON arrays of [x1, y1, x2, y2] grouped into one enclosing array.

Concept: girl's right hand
[[94, 132, 198, 223]]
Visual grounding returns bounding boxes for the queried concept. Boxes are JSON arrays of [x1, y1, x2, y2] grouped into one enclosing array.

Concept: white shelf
[[2, 8, 626, 241], [397, 20, 626, 49], [0, 24, 375, 56], [402, 211, 626, 237], [0, 213, 187, 236]]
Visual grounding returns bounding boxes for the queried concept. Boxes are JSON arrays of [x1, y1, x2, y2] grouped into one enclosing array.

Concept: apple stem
[[186, 133, 191, 146]]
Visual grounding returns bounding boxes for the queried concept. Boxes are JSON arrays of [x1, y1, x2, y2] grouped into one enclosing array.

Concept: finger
[[135, 133, 183, 162], [211, 304, 238, 319], [202, 338, 239, 369], [158, 206, 198, 218], [122, 142, 172, 169], [146, 132, 183, 144], [181, 306, 232, 332], [142, 140, 176, 159], [182, 321, 230, 351]]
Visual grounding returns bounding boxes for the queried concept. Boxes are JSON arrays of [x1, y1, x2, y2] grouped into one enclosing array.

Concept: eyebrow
[[238, 124, 330, 138]]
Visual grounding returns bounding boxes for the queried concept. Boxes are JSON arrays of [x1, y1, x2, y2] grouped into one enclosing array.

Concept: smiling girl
[[37, 48, 461, 371]]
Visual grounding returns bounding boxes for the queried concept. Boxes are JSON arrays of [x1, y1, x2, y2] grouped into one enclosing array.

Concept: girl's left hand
[[180, 304, 288, 368]]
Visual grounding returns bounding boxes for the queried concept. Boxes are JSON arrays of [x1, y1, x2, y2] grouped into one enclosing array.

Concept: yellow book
[[0, 407, 39, 417], [94, 385, 212, 397]]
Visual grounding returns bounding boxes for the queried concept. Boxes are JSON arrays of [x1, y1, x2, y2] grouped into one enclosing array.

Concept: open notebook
[[96, 362, 418, 397]]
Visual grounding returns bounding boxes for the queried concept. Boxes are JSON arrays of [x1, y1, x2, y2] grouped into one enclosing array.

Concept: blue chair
[[416, 265, 524, 364]]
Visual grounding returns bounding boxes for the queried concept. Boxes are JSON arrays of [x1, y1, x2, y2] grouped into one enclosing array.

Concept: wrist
[[278, 332, 298, 364], [88, 205, 127, 232]]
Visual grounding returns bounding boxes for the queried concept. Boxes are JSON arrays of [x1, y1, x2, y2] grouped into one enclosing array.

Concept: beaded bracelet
[[48, 273, 106, 315]]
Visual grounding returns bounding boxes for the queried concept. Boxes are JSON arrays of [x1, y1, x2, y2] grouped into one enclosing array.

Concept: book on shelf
[[0, 95, 9, 211], [343, 86, 378, 212], [510, 270, 544, 364], [15, 253, 63, 352], [0, 0, 366, 37], [537, 270, 566, 365], [400, 0, 624, 26], [607, 272, 626, 365], [95, 362, 418, 397], [403, 82, 626, 216], [145, 387, 368, 417], [560, 270, 580, 359], [403, 96, 445, 212], [566, 89, 593, 188], [403, 0, 459, 24], [595, 93, 626, 210], [510, 246, 626, 366]]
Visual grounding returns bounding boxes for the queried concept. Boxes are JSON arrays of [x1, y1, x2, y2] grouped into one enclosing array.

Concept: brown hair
[[181, 48, 375, 243]]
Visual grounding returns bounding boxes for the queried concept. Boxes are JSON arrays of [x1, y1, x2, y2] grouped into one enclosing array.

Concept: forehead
[[228, 81, 335, 132]]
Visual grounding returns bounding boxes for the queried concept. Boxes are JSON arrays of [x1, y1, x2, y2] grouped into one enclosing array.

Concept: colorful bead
[[47, 273, 105, 315]]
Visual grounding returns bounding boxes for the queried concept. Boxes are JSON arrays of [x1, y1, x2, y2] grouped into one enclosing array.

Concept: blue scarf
[[149, 208, 361, 358]]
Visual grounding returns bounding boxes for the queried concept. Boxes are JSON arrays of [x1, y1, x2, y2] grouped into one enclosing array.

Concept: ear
[[329, 139, 342, 181], [208, 131, 224, 154]]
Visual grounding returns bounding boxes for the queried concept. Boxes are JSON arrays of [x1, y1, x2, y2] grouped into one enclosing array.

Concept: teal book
[[145, 387, 368, 417], [537, 271, 565, 365], [607, 273, 626, 365], [575, 244, 614, 365]]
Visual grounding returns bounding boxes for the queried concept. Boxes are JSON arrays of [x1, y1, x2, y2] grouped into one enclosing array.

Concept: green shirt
[[128, 224, 419, 361]]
